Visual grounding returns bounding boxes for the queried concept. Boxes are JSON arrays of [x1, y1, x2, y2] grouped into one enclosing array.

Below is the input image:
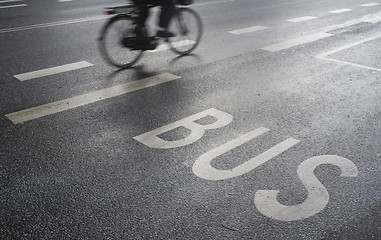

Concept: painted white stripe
[[316, 34, 381, 58], [5, 73, 181, 124], [329, 8, 352, 14], [149, 40, 195, 53], [57, 0, 73, 2], [0, 3, 26, 9], [14, 61, 93, 81], [0, 0, 23, 3], [228, 26, 268, 35], [193, 0, 235, 7], [361, 3, 379, 7], [321, 11, 381, 32], [261, 32, 333, 52], [287, 16, 317, 22], [317, 57, 381, 72], [0, 16, 107, 34], [316, 34, 381, 72], [363, 11, 381, 23]]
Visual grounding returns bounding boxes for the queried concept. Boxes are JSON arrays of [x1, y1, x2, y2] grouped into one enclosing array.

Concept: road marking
[[0, 16, 108, 34], [14, 61, 93, 81], [228, 26, 268, 35], [255, 155, 358, 221], [57, 0, 73, 2], [149, 40, 195, 53], [321, 11, 381, 32], [361, 3, 380, 7], [363, 10, 381, 23], [134, 108, 233, 149], [261, 32, 333, 52], [5, 73, 180, 124], [0, 0, 23, 3], [193, 128, 300, 181], [193, 0, 235, 7], [0, 3, 26, 8], [286, 16, 317, 23], [329, 8, 352, 14], [316, 34, 381, 72]]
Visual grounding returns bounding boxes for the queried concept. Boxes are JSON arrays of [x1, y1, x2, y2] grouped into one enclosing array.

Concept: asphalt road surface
[[1, 0, 381, 239]]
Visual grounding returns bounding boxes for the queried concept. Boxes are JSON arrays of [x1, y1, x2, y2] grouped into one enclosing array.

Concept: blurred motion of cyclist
[[132, 0, 176, 38]]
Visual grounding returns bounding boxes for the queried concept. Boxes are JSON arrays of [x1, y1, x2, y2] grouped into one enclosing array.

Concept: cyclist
[[132, 0, 176, 38]]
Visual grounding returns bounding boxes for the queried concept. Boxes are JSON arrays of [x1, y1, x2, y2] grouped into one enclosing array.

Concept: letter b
[[133, 108, 233, 149]]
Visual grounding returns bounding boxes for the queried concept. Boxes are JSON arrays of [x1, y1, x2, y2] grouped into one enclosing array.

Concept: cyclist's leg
[[157, 0, 175, 29], [144, 0, 175, 37], [135, 4, 149, 36]]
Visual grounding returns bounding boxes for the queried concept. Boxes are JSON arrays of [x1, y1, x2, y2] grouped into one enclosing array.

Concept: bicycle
[[98, 0, 203, 68]]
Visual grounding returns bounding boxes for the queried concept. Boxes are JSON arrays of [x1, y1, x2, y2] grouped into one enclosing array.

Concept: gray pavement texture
[[1, 0, 381, 239]]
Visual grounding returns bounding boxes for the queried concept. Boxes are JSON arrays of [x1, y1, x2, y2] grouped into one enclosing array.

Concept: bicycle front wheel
[[98, 15, 143, 68], [167, 8, 203, 55]]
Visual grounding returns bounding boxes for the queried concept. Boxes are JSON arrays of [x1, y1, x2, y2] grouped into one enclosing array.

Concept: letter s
[[254, 155, 358, 221]]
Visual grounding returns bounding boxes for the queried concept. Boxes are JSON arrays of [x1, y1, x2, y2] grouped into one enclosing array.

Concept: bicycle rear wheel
[[167, 8, 203, 55], [98, 15, 143, 68]]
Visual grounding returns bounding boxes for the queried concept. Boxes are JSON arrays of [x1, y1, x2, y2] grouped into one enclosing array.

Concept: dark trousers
[[136, 0, 175, 29]]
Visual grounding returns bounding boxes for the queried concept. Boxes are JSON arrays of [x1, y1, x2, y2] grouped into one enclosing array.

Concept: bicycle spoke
[[99, 16, 142, 68], [168, 8, 202, 55]]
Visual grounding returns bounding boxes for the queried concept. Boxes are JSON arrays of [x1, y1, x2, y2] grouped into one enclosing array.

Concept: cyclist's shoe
[[141, 39, 157, 50], [122, 36, 157, 50], [156, 30, 176, 38]]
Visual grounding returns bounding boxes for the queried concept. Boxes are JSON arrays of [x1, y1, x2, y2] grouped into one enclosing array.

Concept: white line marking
[[316, 34, 381, 72], [14, 61, 93, 81], [57, 0, 73, 2], [317, 57, 381, 72], [0, 3, 26, 9], [329, 8, 352, 14], [149, 40, 195, 53], [193, 0, 235, 7], [5, 73, 181, 124], [228, 26, 268, 35], [0, 16, 108, 34], [361, 3, 380, 7], [261, 32, 333, 52], [322, 11, 381, 32], [287, 16, 317, 23], [0, 0, 23, 3], [363, 11, 381, 23], [316, 34, 381, 58]]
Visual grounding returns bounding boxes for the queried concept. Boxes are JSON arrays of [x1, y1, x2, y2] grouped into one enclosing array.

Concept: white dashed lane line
[[261, 32, 333, 52], [228, 26, 268, 35], [361, 3, 380, 7], [0, 16, 108, 34], [329, 9, 352, 14], [0, 3, 26, 9], [5, 73, 181, 124], [286, 16, 317, 23], [14, 61, 94, 81]]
